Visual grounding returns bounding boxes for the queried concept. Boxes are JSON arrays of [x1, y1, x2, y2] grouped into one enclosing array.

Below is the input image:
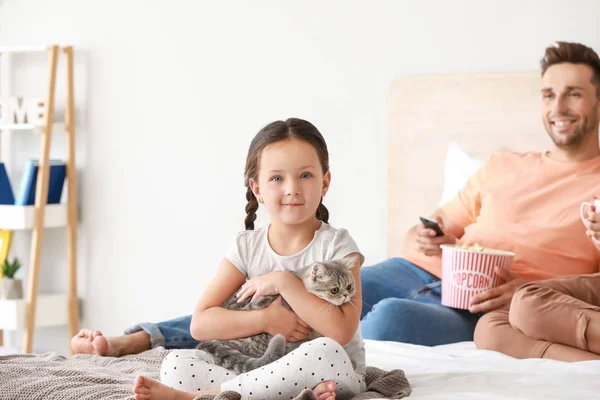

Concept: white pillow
[[438, 142, 485, 207]]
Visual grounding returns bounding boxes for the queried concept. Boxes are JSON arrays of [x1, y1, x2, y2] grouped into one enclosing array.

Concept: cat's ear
[[311, 263, 327, 282], [340, 253, 362, 269]]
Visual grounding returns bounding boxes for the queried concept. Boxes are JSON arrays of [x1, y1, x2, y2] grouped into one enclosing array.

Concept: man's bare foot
[[133, 376, 211, 400], [71, 329, 117, 356], [313, 381, 336, 400], [71, 329, 152, 357]]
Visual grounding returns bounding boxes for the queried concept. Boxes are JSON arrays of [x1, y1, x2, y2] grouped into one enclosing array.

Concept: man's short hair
[[541, 42, 600, 99]]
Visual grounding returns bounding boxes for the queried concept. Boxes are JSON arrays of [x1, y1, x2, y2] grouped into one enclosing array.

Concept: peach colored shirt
[[404, 152, 600, 281]]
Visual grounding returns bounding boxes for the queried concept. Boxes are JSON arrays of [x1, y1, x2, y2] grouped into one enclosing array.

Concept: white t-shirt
[[225, 222, 366, 375]]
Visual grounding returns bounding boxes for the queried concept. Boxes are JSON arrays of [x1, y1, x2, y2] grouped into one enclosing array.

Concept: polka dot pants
[[161, 337, 366, 400]]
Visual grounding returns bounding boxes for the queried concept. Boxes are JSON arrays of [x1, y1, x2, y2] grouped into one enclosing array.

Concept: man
[[360, 41, 600, 345], [473, 43, 600, 362]]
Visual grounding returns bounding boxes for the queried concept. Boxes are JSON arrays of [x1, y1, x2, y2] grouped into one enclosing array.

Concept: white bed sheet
[[365, 339, 600, 399]]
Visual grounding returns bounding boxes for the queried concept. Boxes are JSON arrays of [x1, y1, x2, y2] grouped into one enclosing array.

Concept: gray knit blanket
[[0, 348, 410, 400]]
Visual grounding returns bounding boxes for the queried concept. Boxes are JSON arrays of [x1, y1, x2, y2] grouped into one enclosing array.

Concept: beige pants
[[474, 273, 600, 358]]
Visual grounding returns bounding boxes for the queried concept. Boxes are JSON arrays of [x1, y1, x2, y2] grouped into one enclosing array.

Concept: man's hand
[[469, 267, 527, 313], [415, 217, 458, 256], [582, 202, 600, 252], [262, 297, 311, 342]]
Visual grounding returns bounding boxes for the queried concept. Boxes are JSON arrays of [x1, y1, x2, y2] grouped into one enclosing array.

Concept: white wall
[[0, 0, 598, 354]]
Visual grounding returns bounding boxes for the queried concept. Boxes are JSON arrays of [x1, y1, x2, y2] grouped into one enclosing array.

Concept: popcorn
[[440, 244, 515, 309], [460, 242, 485, 252]]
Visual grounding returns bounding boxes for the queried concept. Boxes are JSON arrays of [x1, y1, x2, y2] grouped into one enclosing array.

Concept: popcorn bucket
[[440, 244, 515, 310]]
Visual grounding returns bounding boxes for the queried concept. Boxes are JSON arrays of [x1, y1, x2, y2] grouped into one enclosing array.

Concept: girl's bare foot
[[133, 376, 213, 400], [70, 329, 117, 356], [132, 376, 335, 400], [313, 381, 336, 400]]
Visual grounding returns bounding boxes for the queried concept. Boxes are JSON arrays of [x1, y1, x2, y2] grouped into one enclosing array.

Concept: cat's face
[[304, 255, 358, 306]]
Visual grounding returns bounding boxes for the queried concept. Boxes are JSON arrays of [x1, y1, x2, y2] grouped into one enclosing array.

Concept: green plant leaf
[[2, 257, 21, 279]]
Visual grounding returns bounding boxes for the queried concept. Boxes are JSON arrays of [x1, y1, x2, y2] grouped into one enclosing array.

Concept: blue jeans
[[125, 315, 198, 349], [127, 257, 481, 349], [360, 257, 482, 346]]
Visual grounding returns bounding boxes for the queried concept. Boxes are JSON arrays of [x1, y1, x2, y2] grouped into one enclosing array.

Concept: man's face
[[541, 63, 600, 148]]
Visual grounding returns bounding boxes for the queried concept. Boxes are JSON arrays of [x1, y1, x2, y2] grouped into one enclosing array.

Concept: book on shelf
[[0, 164, 14, 275], [15, 159, 66, 206], [0, 162, 15, 205], [0, 230, 12, 271]]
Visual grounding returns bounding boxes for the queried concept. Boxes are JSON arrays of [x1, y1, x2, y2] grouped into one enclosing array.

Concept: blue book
[[0, 163, 15, 205], [15, 159, 66, 206]]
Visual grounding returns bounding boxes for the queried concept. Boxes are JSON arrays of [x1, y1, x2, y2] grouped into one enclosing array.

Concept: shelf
[[0, 346, 18, 355], [0, 44, 79, 353], [0, 46, 49, 54], [0, 122, 65, 131], [0, 204, 67, 230], [0, 124, 38, 131], [0, 294, 70, 330]]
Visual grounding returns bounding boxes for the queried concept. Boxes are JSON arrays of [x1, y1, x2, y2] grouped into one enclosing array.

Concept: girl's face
[[250, 138, 330, 227]]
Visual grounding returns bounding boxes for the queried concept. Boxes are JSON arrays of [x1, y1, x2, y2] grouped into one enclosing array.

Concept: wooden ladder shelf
[[0, 45, 79, 354]]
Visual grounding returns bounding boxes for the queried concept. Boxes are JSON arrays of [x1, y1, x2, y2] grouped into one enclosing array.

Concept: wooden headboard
[[388, 72, 549, 257]]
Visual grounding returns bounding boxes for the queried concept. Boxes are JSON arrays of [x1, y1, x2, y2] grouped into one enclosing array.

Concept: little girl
[[133, 118, 367, 400]]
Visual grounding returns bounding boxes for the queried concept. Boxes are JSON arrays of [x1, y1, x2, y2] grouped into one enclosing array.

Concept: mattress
[[365, 339, 600, 399]]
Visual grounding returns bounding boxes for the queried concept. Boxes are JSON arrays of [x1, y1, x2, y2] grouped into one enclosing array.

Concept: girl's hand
[[236, 271, 292, 303], [262, 297, 311, 342]]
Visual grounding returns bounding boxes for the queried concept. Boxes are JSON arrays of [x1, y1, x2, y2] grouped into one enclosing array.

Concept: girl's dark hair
[[244, 118, 330, 230]]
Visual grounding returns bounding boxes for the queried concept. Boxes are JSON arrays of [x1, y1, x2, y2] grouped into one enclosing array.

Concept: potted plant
[[1, 257, 23, 300]]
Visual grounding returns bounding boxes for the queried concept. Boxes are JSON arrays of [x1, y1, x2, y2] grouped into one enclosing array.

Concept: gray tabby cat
[[196, 254, 358, 375]]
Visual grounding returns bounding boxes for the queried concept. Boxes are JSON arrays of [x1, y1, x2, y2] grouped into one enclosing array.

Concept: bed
[[2, 340, 598, 400], [2, 72, 599, 399], [366, 340, 600, 399]]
